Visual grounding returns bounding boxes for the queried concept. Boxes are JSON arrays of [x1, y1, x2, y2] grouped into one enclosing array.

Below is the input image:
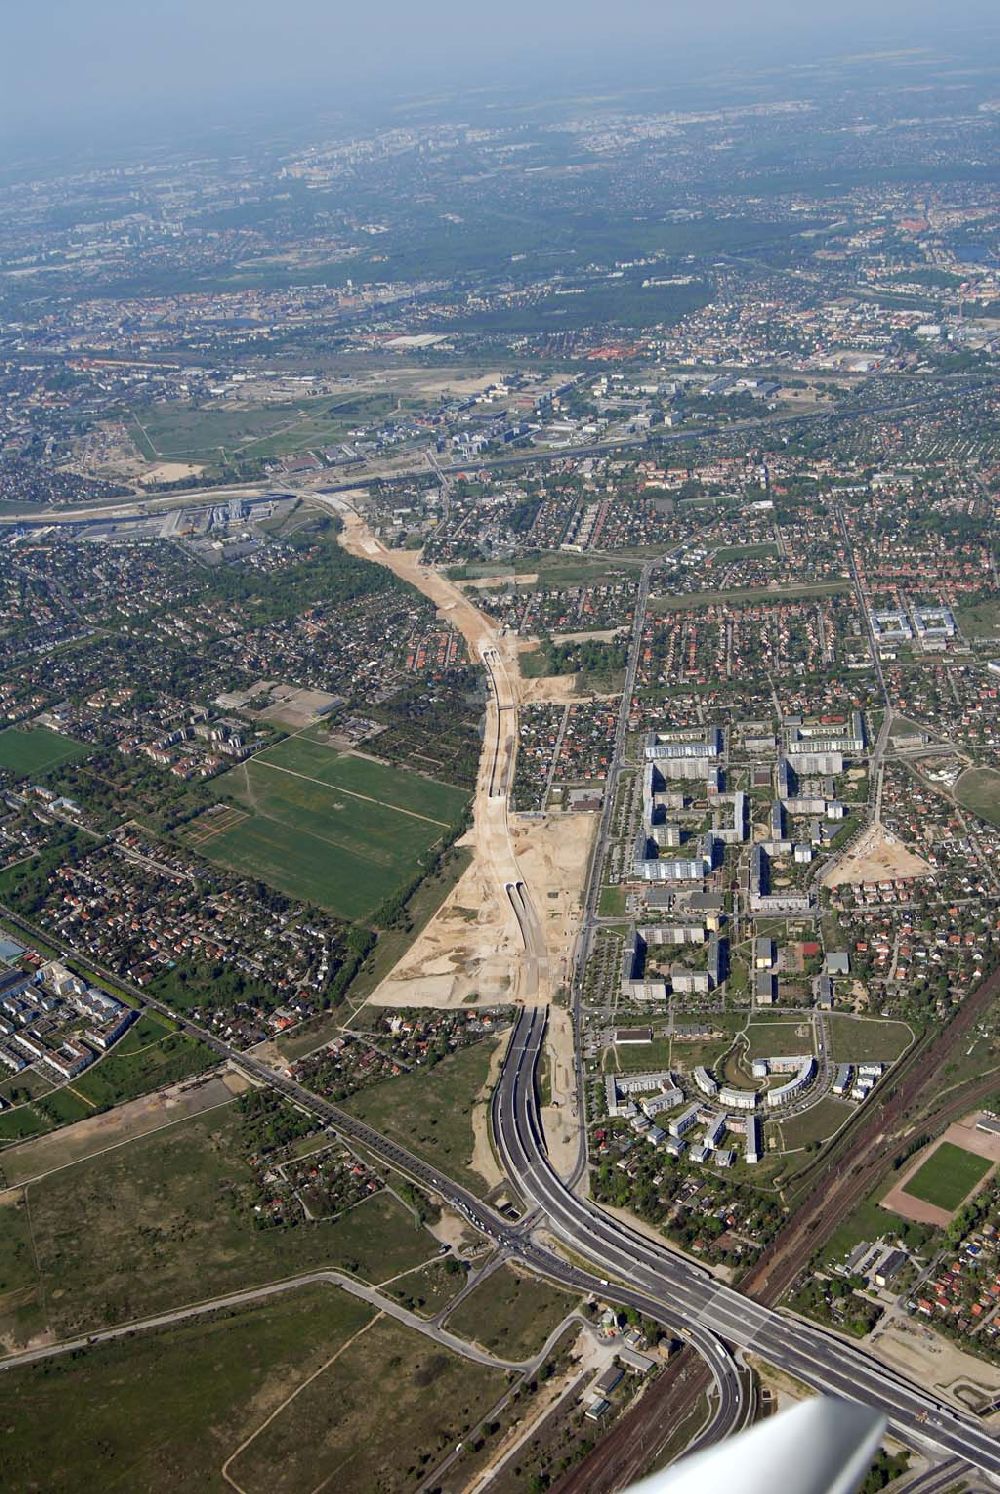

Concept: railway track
[[556, 964, 1000, 1492]]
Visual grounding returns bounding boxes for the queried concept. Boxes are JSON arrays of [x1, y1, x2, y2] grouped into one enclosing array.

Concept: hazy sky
[[2, 0, 996, 141]]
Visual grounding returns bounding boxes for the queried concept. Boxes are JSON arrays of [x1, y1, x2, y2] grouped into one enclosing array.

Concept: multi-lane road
[[493, 1005, 1000, 1483]]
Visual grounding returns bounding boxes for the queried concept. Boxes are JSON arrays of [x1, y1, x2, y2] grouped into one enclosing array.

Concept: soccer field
[[198, 742, 468, 922], [0, 727, 88, 778], [901, 1141, 992, 1212]]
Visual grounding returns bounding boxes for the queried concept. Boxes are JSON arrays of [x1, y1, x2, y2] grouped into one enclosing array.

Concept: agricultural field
[[955, 767, 1000, 829], [197, 737, 468, 922], [340, 1037, 500, 1195], [226, 1312, 508, 1494], [444, 1263, 577, 1361], [20, 1106, 438, 1337], [0, 1284, 377, 1493], [825, 1014, 913, 1065], [900, 1141, 992, 1212], [0, 726, 89, 778]]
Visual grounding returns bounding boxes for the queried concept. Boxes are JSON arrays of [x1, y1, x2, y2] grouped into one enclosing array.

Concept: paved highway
[[493, 1006, 1000, 1483], [0, 898, 744, 1450]]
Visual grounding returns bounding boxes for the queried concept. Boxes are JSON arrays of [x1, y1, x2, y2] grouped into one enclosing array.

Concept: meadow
[[0, 726, 89, 777]]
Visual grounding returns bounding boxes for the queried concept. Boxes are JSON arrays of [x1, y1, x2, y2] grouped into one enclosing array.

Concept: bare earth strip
[[324, 496, 592, 1013], [0, 1072, 249, 1190], [823, 823, 933, 889], [881, 1115, 1000, 1227]]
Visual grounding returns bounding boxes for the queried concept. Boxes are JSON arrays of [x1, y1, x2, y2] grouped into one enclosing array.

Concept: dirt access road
[[324, 494, 552, 1007]]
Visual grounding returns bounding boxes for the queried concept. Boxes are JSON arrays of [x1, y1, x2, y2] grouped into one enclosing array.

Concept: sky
[[1, 0, 996, 144]]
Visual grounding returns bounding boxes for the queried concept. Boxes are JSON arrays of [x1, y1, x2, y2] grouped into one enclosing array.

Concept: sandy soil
[[881, 1114, 1000, 1227], [550, 627, 625, 645], [328, 497, 593, 1020], [869, 1315, 1000, 1405], [461, 572, 540, 590], [519, 674, 584, 704], [470, 1036, 508, 1190], [541, 1005, 584, 1182], [427, 1206, 481, 1253], [823, 824, 933, 888], [511, 813, 595, 975], [0, 1070, 246, 1191], [139, 461, 206, 485]]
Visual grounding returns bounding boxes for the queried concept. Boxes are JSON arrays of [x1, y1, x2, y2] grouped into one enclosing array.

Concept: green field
[[711, 543, 779, 563], [0, 1284, 377, 1494], [35, 1086, 94, 1127], [131, 391, 406, 464], [955, 768, 1000, 829], [777, 1096, 853, 1150], [745, 1022, 816, 1059], [341, 1038, 500, 1195], [956, 598, 1000, 640], [228, 1311, 507, 1494], [648, 581, 848, 612], [0, 726, 88, 778], [73, 1030, 216, 1110], [385, 1257, 469, 1317], [825, 1014, 913, 1064], [0, 1105, 50, 1146], [901, 1141, 993, 1212], [445, 1263, 576, 1361], [22, 1107, 438, 1337], [613, 1038, 673, 1073], [202, 739, 468, 921]]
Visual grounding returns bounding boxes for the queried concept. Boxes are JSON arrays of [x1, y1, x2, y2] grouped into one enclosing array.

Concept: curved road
[[493, 1005, 1000, 1484]]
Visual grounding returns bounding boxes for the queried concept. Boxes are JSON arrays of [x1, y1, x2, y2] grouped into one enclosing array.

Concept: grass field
[[955, 767, 1000, 829], [711, 542, 779, 563], [200, 738, 468, 921], [130, 391, 405, 464], [35, 1086, 94, 1127], [777, 1096, 853, 1150], [823, 1196, 909, 1264], [613, 1038, 673, 1073], [901, 1141, 992, 1212], [825, 1014, 913, 1065], [229, 1312, 508, 1494], [0, 726, 88, 778], [648, 581, 848, 612], [341, 844, 473, 1011], [73, 1030, 216, 1109], [0, 1284, 376, 1493], [0, 1105, 50, 1146], [384, 1257, 469, 1318], [956, 598, 1000, 640], [341, 1038, 500, 1195], [445, 1263, 576, 1361], [745, 1022, 815, 1060], [24, 1107, 437, 1336]]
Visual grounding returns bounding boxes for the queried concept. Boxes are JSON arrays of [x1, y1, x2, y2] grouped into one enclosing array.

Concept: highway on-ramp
[[493, 1005, 1000, 1483]]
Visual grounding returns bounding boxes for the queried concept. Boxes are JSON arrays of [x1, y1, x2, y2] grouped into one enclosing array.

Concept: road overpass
[[493, 1005, 1000, 1484]]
